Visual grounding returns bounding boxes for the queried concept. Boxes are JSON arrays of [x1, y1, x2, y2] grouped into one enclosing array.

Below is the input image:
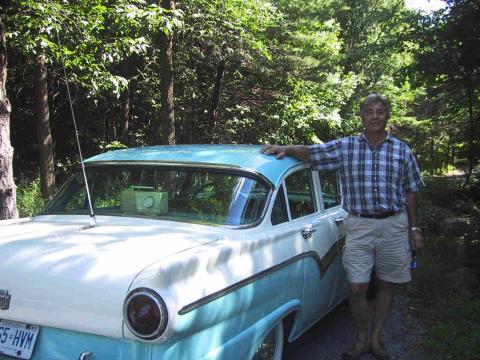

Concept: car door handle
[[301, 228, 316, 239], [334, 217, 344, 225]]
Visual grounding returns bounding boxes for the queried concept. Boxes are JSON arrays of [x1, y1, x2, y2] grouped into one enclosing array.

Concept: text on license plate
[[0, 319, 39, 359]]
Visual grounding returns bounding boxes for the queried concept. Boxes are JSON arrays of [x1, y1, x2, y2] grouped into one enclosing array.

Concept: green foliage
[[173, 0, 284, 143], [99, 141, 128, 151], [5, 0, 478, 189], [425, 300, 480, 360], [16, 178, 46, 218], [262, 74, 357, 144], [413, 0, 480, 176], [415, 233, 480, 360], [411, 175, 480, 360], [9, 0, 180, 96]]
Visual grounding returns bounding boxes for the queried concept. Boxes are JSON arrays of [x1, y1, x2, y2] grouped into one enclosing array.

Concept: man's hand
[[260, 144, 288, 159], [261, 144, 310, 161], [410, 230, 424, 250]]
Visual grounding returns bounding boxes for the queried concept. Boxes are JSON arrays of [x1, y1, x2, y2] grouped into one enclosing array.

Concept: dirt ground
[[283, 292, 424, 360]]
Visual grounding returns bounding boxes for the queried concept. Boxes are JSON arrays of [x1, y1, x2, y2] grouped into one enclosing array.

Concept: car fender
[[202, 300, 301, 360], [127, 229, 305, 341]]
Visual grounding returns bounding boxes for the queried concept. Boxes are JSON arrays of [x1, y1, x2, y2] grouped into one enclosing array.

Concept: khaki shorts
[[342, 211, 412, 284]]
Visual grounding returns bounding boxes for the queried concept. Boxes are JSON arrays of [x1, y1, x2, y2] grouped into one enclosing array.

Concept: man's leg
[[342, 215, 375, 359], [371, 279, 394, 359], [372, 279, 394, 342], [342, 282, 370, 359], [371, 212, 411, 359], [349, 282, 370, 343]]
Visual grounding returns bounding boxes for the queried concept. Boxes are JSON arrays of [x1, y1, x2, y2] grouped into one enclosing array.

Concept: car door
[[280, 166, 338, 330], [317, 170, 349, 306]]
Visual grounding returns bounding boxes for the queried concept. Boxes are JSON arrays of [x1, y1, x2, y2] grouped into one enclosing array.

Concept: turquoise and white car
[[0, 145, 348, 360]]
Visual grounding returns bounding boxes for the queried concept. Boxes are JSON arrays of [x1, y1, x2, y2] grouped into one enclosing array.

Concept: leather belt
[[355, 211, 396, 219]]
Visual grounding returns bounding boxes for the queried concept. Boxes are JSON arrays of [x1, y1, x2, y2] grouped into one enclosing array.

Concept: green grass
[[424, 298, 480, 360], [411, 174, 480, 360]]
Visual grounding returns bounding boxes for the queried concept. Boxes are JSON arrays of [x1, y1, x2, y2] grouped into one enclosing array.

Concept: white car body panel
[[0, 215, 219, 338]]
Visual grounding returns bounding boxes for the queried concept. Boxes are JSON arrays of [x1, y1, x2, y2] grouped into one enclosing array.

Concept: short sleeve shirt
[[309, 134, 424, 215]]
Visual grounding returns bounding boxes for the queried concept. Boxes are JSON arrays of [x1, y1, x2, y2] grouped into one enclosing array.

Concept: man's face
[[361, 101, 388, 133]]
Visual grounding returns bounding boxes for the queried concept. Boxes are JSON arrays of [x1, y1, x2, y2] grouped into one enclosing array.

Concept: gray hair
[[359, 93, 390, 119]]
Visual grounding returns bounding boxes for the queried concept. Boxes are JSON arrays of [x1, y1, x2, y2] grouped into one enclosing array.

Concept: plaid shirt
[[309, 134, 424, 215]]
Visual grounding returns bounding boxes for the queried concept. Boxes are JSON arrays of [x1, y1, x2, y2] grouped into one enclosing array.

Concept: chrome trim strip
[[178, 236, 346, 315], [319, 236, 346, 276]]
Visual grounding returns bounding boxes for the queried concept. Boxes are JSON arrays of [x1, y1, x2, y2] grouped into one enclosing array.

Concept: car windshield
[[43, 165, 271, 226]]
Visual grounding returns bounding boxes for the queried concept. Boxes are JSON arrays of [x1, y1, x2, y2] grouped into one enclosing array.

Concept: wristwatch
[[410, 226, 422, 232]]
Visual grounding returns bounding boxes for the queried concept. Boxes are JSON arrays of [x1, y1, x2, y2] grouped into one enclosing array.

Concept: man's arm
[[260, 145, 310, 160], [406, 191, 424, 250]]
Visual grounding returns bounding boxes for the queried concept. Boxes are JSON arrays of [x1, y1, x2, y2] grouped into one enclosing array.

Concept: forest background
[[0, 1, 479, 358], [0, 0, 478, 210]]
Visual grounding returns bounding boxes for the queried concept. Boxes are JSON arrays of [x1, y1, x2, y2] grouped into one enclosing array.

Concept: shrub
[[413, 174, 480, 360], [424, 298, 480, 360], [16, 178, 46, 218]]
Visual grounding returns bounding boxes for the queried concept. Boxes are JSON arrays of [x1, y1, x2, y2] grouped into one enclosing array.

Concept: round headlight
[[124, 288, 168, 340]]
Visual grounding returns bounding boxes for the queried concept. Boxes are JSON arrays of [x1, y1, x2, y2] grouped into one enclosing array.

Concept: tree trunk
[[207, 61, 225, 143], [0, 9, 18, 219], [430, 134, 435, 175], [118, 60, 132, 144], [465, 83, 475, 185], [159, 0, 175, 145], [35, 50, 56, 198], [119, 85, 130, 143]]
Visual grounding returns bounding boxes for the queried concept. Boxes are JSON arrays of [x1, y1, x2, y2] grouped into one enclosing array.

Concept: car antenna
[[56, 31, 97, 227]]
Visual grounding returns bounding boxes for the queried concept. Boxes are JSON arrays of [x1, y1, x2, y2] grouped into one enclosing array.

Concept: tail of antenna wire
[[56, 31, 97, 227]]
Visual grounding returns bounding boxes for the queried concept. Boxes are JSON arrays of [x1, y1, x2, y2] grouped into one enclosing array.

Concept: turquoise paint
[[155, 258, 305, 359], [28, 326, 152, 360], [23, 255, 342, 360], [205, 300, 301, 360], [300, 255, 348, 332], [84, 145, 302, 188]]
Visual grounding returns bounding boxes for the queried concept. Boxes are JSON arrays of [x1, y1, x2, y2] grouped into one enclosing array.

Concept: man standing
[[262, 93, 424, 360]]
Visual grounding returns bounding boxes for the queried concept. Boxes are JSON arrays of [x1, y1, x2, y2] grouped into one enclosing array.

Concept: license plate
[[0, 319, 39, 359]]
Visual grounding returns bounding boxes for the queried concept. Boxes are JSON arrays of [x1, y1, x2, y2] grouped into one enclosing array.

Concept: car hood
[[0, 215, 218, 339]]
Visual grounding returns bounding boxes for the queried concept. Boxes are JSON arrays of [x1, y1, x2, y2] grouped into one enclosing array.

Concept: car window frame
[[269, 166, 345, 227], [280, 164, 320, 223], [316, 170, 343, 211], [41, 163, 274, 229], [270, 184, 290, 226]]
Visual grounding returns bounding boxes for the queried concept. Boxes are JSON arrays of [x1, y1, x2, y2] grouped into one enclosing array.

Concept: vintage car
[[0, 144, 348, 360]]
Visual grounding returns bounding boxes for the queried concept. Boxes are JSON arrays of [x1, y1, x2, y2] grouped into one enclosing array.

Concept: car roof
[[84, 144, 304, 188]]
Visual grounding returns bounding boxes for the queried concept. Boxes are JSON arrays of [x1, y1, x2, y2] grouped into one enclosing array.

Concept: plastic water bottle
[[411, 250, 417, 269]]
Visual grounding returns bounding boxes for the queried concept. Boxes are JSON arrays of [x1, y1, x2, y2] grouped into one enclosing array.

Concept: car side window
[[271, 185, 289, 225], [285, 169, 316, 219], [319, 171, 341, 209]]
